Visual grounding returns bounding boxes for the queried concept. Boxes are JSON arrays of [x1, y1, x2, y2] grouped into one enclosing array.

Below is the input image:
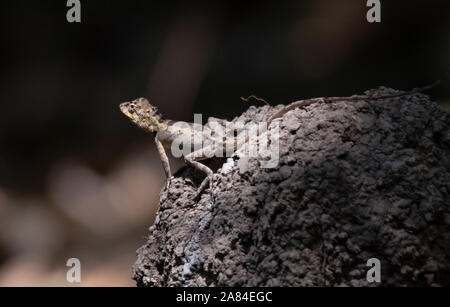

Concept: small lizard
[[119, 98, 238, 198], [119, 80, 442, 198]]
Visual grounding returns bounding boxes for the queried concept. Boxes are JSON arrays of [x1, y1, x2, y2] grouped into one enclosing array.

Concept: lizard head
[[119, 98, 164, 132]]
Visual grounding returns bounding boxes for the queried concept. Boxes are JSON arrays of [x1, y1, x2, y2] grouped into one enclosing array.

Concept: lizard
[[119, 79, 443, 199], [119, 98, 237, 199]]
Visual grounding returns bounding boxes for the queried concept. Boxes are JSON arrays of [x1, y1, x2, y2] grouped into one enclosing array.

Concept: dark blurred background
[[0, 0, 449, 286]]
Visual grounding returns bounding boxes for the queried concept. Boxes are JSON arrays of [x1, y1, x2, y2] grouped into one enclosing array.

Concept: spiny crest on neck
[[119, 97, 165, 132]]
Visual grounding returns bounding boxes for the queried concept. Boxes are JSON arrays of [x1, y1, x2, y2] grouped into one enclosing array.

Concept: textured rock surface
[[132, 88, 450, 286]]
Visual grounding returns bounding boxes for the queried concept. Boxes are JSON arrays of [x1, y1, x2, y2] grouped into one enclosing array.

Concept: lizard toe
[[165, 176, 174, 190]]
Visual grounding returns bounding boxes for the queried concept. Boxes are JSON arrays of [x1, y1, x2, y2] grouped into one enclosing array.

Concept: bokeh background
[[0, 0, 449, 286]]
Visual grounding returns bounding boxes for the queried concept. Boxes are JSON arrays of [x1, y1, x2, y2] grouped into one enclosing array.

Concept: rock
[[132, 88, 450, 286]]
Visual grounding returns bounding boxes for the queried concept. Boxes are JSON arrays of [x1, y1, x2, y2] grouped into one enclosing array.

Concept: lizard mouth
[[119, 102, 128, 112], [119, 102, 133, 117], [119, 102, 143, 127]]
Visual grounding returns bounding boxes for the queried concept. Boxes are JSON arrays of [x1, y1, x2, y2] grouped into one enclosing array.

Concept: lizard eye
[[128, 103, 136, 113]]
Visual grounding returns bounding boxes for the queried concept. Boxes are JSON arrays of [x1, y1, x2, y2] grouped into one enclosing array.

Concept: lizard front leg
[[154, 136, 172, 189]]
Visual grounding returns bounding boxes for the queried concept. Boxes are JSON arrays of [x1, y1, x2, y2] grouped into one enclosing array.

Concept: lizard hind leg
[[193, 176, 212, 200], [184, 151, 214, 200]]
